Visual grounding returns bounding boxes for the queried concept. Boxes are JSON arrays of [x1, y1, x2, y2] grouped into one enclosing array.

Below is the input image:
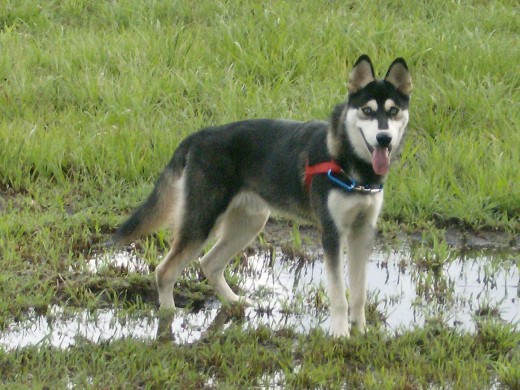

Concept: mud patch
[[0, 186, 37, 213], [1, 243, 518, 350]]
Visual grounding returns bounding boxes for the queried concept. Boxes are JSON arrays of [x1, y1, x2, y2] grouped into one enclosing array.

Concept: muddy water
[[1, 244, 518, 350]]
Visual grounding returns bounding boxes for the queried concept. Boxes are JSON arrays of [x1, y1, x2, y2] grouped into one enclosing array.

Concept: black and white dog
[[112, 55, 412, 337]]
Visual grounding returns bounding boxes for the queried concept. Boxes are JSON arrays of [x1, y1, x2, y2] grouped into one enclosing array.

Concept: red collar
[[305, 160, 342, 191]]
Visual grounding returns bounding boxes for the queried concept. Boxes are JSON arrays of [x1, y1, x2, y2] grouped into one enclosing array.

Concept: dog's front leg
[[323, 230, 350, 337], [346, 224, 374, 333]]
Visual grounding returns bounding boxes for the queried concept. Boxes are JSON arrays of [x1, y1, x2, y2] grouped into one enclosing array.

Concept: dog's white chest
[[327, 190, 384, 230]]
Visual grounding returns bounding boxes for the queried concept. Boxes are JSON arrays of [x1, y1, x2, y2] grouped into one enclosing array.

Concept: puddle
[[1, 244, 518, 350], [0, 306, 158, 349], [87, 249, 150, 274], [368, 250, 519, 330]]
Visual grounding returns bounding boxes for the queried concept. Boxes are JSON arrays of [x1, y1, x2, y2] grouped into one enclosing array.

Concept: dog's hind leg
[[200, 198, 269, 305], [156, 238, 205, 309]]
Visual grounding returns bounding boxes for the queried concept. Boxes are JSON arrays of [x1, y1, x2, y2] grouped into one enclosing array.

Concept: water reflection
[[0, 246, 518, 350]]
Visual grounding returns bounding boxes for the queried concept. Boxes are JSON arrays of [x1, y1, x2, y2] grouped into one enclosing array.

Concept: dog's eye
[[388, 107, 400, 116], [361, 107, 373, 116]]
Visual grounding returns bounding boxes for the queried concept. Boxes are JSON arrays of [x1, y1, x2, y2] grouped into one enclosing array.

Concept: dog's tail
[[108, 167, 180, 248], [107, 134, 194, 248]]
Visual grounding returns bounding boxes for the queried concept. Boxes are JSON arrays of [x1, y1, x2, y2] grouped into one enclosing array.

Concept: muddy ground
[[1, 220, 518, 350]]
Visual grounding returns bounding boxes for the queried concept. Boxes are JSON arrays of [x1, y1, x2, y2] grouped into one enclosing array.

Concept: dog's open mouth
[[358, 128, 391, 176]]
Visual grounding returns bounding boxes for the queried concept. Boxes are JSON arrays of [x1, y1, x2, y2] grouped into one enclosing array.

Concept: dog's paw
[[351, 317, 367, 335], [221, 295, 255, 308], [157, 298, 175, 311], [238, 296, 255, 307], [157, 305, 176, 318], [330, 318, 350, 338]]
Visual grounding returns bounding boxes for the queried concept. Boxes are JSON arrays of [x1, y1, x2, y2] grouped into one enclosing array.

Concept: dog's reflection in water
[[156, 304, 246, 343]]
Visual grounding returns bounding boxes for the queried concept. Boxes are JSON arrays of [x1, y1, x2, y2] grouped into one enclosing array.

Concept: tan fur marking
[[347, 60, 375, 94], [384, 99, 395, 111], [365, 100, 378, 111], [385, 63, 413, 95]]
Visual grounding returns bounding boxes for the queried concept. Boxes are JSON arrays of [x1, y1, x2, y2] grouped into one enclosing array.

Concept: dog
[[111, 55, 412, 337]]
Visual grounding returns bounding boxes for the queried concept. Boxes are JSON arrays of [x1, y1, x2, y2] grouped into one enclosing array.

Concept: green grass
[[1, 0, 519, 230], [0, 0, 519, 388], [2, 322, 519, 388]]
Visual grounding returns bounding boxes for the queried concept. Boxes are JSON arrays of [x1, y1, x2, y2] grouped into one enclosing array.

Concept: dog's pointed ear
[[385, 58, 412, 95], [347, 55, 375, 94]]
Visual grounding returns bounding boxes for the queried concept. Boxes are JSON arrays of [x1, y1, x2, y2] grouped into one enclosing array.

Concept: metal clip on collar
[[327, 169, 383, 194]]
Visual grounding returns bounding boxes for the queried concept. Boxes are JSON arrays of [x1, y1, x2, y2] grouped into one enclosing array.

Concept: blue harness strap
[[304, 160, 383, 194]]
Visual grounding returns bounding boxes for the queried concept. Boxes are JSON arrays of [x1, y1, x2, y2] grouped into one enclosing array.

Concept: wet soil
[[1, 221, 518, 350]]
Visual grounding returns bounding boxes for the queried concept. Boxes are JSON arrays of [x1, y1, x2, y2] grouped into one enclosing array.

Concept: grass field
[[1, 0, 519, 388]]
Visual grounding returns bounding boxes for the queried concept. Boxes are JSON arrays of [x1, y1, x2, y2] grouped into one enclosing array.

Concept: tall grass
[[1, 0, 518, 229]]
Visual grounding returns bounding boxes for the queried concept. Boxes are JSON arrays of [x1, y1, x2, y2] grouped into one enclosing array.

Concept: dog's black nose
[[376, 132, 392, 147]]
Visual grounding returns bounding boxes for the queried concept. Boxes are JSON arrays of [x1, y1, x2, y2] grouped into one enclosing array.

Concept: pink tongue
[[372, 147, 390, 175]]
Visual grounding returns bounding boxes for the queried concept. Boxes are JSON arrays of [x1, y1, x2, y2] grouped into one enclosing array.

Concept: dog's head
[[328, 55, 412, 177]]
